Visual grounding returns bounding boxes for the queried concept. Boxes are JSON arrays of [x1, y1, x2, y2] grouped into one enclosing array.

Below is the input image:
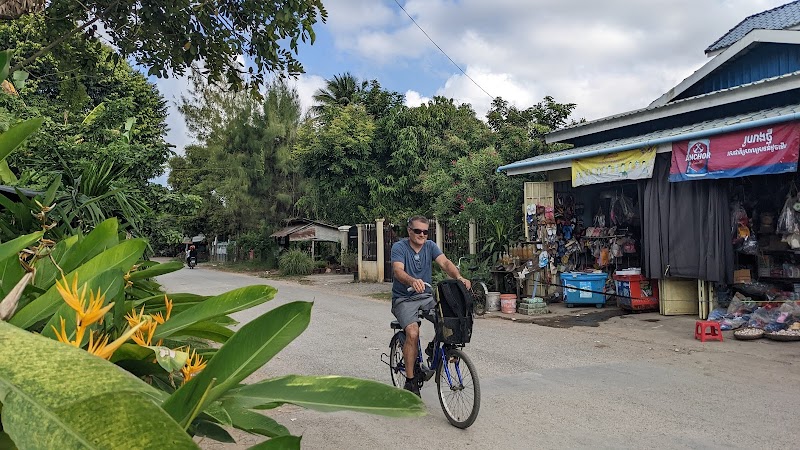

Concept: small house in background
[[270, 218, 342, 259]]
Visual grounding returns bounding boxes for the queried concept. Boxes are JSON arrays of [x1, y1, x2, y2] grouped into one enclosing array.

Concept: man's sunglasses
[[410, 228, 429, 236]]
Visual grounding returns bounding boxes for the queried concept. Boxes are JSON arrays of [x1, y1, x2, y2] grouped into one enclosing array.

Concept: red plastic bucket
[[500, 294, 516, 314]]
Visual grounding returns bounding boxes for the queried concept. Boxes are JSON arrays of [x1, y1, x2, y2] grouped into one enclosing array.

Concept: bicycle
[[381, 282, 481, 428], [457, 256, 489, 316]]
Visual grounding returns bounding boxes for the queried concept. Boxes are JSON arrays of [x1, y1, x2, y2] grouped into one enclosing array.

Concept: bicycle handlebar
[[407, 282, 433, 292]]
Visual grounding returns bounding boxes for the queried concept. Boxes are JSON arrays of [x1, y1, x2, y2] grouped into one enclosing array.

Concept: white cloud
[[403, 90, 431, 107], [323, 0, 791, 121], [437, 66, 537, 119], [290, 74, 327, 116]]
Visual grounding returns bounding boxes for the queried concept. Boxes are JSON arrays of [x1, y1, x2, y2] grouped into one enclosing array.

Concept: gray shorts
[[392, 293, 436, 329]]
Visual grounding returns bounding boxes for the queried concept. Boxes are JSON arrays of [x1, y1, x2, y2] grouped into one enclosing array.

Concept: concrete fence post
[[469, 219, 477, 255], [357, 224, 363, 281], [435, 217, 444, 252], [376, 218, 385, 282]]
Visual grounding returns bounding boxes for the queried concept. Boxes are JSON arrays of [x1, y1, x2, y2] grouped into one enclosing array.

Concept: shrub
[[315, 259, 328, 269], [278, 249, 314, 275], [341, 251, 357, 269]]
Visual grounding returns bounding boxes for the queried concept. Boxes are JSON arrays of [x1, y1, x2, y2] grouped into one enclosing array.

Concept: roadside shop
[[496, 2, 800, 341]]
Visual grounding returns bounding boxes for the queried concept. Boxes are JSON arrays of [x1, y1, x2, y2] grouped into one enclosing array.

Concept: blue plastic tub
[[561, 272, 608, 308]]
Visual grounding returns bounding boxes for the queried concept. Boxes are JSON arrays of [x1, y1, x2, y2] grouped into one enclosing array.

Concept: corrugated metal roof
[[270, 223, 313, 238], [509, 103, 800, 168], [706, 1, 800, 53], [551, 69, 800, 136]]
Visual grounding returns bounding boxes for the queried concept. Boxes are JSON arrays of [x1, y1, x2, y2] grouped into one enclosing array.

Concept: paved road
[[158, 266, 800, 450]]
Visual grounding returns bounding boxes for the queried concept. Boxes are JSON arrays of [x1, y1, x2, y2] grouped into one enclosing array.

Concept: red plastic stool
[[695, 320, 723, 342]]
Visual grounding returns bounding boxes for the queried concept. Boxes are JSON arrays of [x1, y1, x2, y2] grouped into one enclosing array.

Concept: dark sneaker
[[404, 378, 421, 397]]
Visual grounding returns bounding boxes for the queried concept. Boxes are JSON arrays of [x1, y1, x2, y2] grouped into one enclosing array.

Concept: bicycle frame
[[391, 326, 466, 389]]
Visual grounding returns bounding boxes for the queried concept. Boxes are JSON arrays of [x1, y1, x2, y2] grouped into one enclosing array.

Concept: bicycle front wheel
[[389, 332, 407, 388], [436, 348, 480, 428]]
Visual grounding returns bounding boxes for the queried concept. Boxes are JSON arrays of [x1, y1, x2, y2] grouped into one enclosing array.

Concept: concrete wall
[[359, 260, 380, 282]]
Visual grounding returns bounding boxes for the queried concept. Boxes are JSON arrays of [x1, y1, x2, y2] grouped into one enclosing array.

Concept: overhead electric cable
[[392, 0, 494, 100]]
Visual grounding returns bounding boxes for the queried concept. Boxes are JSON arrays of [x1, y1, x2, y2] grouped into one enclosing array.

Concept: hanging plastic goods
[[593, 207, 606, 228], [777, 195, 800, 235]]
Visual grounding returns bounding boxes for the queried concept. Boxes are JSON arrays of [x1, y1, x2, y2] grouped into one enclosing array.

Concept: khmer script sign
[[669, 122, 800, 182]]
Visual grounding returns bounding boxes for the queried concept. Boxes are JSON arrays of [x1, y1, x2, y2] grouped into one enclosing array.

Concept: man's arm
[[393, 261, 427, 293], [434, 255, 471, 290]]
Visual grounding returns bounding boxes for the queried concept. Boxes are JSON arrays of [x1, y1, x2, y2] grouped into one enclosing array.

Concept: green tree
[[2, 0, 328, 93], [311, 72, 366, 114], [295, 103, 376, 225], [171, 77, 303, 240]]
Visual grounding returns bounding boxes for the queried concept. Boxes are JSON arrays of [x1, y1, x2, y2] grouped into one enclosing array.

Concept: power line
[[392, 0, 494, 100]]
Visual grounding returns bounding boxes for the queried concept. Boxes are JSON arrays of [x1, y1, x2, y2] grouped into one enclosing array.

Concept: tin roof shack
[[270, 218, 342, 260], [498, 2, 800, 317]]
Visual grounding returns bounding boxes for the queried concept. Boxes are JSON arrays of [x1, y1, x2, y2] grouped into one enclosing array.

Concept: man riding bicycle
[[391, 216, 471, 396]]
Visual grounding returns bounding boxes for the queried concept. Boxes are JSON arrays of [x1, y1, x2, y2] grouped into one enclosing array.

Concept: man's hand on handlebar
[[409, 278, 427, 293], [459, 277, 472, 290]]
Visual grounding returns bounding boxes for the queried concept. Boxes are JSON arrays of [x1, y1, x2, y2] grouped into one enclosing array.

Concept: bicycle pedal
[[421, 367, 435, 381]]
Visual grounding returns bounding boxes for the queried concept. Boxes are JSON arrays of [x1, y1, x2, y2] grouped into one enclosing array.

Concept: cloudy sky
[[151, 0, 792, 184]]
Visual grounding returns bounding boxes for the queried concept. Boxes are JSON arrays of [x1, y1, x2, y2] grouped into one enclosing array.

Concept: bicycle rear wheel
[[436, 348, 480, 428], [389, 332, 407, 388], [471, 281, 488, 315]]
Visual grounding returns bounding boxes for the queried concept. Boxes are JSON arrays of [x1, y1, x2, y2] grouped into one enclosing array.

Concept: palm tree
[[311, 72, 366, 114]]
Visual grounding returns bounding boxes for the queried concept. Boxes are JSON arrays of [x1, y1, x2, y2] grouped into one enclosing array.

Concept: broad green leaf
[[166, 320, 234, 343], [154, 285, 276, 339], [54, 218, 120, 280], [128, 261, 183, 281], [0, 230, 43, 262], [0, 321, 198, 449], [192, 420, 234, 443], [40, 269, 124, 343], [0, 49, 11, 81], [81, 102, 105, 126], [0, 117, 44, 162], [11, 70, 27, 90], [10, 239, 146, 329], [226, 375, 426, 418], [110, 343, 153, 363], [248, 435, 301, 450], [0, 256, 25, 299], [131, 292, 207, 312], [0, 159, 17, 183], [224, 406, 289, 438], [31, 236, 78, 290], [41, 173, 62, 207], [162, 301, 311, 426]]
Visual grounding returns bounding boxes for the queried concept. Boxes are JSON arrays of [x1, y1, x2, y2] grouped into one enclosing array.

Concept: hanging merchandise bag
[[593, 207, 606, 228], [777, 195, 800, 235]]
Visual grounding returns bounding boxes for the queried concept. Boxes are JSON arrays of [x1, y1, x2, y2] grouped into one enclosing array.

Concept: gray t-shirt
[[391, 238, 443, 300]]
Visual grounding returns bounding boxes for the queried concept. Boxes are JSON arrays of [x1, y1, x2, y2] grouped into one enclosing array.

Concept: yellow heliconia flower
[[131, 320, 157, 347], [86, 322, 146, 360], [55, 275, 87, 316], [152, 312, 166, 325], [164, 295, 173, 319], [125, 306, 146, 328], [55, 275, 114, 327], [52, 317, 75, 346], [181, 350, 207, 384]]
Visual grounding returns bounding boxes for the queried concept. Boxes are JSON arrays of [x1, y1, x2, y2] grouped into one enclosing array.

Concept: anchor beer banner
[[571, 147, 656, 187], [669, 122, 800, 182]]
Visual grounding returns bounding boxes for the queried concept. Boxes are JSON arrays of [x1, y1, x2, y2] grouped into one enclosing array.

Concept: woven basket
[[764, 332, 800, 342], [733, 328, 764, 341]]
